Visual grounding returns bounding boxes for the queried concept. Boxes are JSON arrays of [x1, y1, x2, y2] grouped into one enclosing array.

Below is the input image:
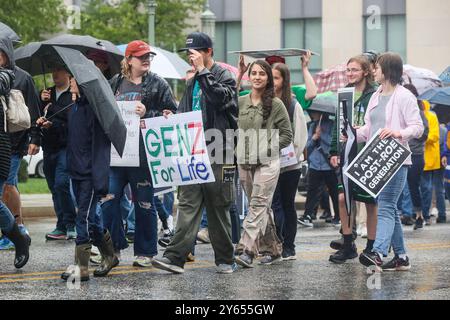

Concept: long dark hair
[[248, 60, 275, 125], [272, 62, 292, 112]]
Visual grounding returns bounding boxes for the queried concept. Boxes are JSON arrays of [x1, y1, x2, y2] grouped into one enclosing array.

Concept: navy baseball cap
[[178, 32, 213, 52]]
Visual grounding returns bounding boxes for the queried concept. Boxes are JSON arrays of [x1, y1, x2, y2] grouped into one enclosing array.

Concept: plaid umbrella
[[216, 61, 249, 81], [313, 63, 348, 94]]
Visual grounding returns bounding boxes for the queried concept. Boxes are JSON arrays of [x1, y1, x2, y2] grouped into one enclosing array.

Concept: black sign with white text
[[343, 129, 411, 198]]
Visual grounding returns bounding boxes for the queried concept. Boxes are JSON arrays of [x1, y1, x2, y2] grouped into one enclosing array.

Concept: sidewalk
[[21, 193, 307, 219]]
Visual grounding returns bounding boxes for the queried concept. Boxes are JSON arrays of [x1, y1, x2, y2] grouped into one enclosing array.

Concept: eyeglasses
[[346, 68, 363, 73], [132, 54, 154, 62]]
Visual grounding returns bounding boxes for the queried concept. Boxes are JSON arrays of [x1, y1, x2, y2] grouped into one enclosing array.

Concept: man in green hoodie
[[328, 54, 378, 264]]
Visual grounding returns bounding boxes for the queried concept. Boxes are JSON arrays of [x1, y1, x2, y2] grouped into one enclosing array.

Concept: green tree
[[0, 0, 66, 43], [75, 0, 204, 50]]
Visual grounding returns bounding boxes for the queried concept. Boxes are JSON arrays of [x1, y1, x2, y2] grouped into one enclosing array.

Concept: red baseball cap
[[265, 55, 286, 65], [125, 40, 157, 57]]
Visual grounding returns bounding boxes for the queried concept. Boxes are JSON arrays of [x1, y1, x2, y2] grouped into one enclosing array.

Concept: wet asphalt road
[[1, 212, 450, 300]]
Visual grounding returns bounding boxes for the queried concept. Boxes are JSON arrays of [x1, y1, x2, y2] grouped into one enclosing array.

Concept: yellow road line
[[1, 242, 449, 284]]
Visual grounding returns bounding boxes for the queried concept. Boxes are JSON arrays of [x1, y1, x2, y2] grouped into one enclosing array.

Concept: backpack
[[1, 89, 31, 133]]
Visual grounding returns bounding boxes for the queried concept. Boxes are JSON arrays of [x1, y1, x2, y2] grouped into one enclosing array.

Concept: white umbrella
[[403, 64, 442, 95], [117, 44, 190, 80]]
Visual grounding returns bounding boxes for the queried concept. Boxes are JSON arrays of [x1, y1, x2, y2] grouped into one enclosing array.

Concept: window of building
[[363, 0, 406, 61], [282, 18, 322, 84], [214, 22, 242, 66]]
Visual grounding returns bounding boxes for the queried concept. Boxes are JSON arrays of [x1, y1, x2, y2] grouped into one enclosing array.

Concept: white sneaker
[[430, 207, 438, 217], [361, 226, 368, 239], [197, 228, 210, 243], [91, 246, 100, 256], [133, 256, 153, 268]]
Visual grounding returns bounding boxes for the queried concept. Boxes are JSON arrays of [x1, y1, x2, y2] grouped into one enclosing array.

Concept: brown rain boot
[[93, 230, 119, 277], [61, 243, 91, 282]]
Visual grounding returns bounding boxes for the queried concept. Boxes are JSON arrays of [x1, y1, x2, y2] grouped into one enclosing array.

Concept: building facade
[[204, 0, 449, 83]]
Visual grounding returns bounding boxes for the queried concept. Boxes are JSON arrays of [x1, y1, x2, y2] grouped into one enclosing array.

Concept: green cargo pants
[[163, 164, 235, 268]]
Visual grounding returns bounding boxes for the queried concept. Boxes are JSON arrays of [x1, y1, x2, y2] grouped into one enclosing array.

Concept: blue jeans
[[43, 149, 77, 231], [397, 183, 413, 217], [421, 169, 446, 219], [200, 208, 208, 229], [72, 179, 104, 246], [373, 166, 408, 257], [5, 154, 21, 186], [407, 154, 424, 210], [154, 191, 174, 223], [101, 166, 157, 257], [0, 179, 15, 232]]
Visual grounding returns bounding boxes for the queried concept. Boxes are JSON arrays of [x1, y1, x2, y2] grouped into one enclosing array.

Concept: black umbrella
[[15, 43, 126, 156], [43, 34, 123, 76], [53, 46, 126, 156], [432, 104, 450, 124], [0, 22, 21, 44]]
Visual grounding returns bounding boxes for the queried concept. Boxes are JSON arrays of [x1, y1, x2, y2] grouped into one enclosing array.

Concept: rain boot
[[61, 243, 91, 282], [93, 230, 119, 277], [3, 222, 29, 268]]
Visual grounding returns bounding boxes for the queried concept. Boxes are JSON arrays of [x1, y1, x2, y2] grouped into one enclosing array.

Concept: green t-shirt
[[239, 85, 312, 110]]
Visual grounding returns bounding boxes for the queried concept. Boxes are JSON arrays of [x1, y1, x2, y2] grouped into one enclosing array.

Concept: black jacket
[[0, 66, 14, 180], [177, 63, 238, 158], [67, 95, 111, 195], [0, 38, 42, 156], [39, 86, 72, 153], [109, 72, 178, 167]]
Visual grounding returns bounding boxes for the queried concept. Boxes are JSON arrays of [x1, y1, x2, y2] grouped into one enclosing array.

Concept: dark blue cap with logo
[[178, 32, 213, 52]]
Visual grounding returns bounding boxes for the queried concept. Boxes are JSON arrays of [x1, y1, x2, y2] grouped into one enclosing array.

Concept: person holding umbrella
[[0, 39, 30, 269], [102, 40, 177, 268]]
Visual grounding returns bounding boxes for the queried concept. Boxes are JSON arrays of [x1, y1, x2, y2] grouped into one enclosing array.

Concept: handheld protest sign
[[229, 48, 320, 58], [337, 87, 355, 153], [141, 111, 216, 188], [343, 129, 411, 198]]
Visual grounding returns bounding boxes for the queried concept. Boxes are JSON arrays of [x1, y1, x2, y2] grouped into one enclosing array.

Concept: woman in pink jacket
[[357, 52, 424, 271]]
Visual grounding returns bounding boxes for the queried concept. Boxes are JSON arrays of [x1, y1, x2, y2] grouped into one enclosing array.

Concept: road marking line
[[1, 243, 449, 284]]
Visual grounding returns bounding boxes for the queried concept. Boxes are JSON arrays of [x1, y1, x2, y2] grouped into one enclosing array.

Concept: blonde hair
[[120, 57, 132, 80]]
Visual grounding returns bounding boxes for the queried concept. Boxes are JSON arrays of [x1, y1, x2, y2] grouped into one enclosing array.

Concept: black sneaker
[[329, 244, 358, 264], [436, 217, 447, 224], [414, 218, 424, 230], [319, 211, 332, 220], [330, 237, 344, 251], [126, 232, 135, 243], [381, 255, 411, 271], [298, 215, 313, 227], [401, 215, 415, 226], [281, 249, 297, 261], [310, 213, 317, 221], [158, 230, 174, 248], [359, 251, 383, 269]]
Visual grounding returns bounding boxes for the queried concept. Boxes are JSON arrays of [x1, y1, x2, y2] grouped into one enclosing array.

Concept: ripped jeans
[[101, 166, 157, 257]]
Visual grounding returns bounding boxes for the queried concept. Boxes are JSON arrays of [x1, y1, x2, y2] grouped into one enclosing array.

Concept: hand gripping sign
[[343, 129, 411, 198], [141, 111, 215, 188]]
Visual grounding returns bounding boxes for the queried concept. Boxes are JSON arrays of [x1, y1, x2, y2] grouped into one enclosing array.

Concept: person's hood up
[[0, 37, 15, 70], [422, 99, 431, 112]]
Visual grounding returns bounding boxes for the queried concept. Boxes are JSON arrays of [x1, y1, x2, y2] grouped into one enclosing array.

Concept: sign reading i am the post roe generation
[[344, 129, 411, 198], [141, 111, 215, 188]]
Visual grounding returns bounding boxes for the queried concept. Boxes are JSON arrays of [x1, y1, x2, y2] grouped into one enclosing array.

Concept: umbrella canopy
[[0, 22, 21, 44], [117, 44, 190, 79], [14, 42, 63, 75], [53, 46, 127, 156], [403, 64, 442, 95], [439, 67, 450, 86], [432, 105, 450, 124], [43, 34, 124, 76], [307, 91, 337, 114], [418, 87, 450, 106], [216, 61, 249, 81], [313, 63, 348, 94]]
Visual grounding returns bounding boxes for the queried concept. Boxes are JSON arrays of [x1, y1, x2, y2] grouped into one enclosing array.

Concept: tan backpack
[[1, 89, 31, 133]]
